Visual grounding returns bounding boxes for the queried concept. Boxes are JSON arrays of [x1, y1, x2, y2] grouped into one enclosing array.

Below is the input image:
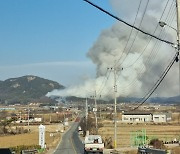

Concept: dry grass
[[0, 124, 62, 149], [172, 113, 180, 123], [98, 113, 180, 148], [99, 123, 180, 147], [171, 146, 180, 154]]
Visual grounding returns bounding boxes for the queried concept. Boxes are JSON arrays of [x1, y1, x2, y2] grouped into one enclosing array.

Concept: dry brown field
[[0, 124, 62, 149], [171, 146, 180, 154], [98, 112, 180, 148]]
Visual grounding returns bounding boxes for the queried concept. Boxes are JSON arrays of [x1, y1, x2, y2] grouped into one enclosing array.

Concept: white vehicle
[[78, 126, 83, 135], [84, 135, 104, 154]]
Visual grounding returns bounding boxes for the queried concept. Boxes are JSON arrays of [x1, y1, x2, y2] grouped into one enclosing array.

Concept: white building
[[153, 113, 171, 123], [122, 112, 171, 123], [122, 113, 153, 123], [34, 118, 42, 122]]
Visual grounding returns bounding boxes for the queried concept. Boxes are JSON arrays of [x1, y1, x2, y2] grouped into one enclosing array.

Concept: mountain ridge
[[0, 75, 64, 104]]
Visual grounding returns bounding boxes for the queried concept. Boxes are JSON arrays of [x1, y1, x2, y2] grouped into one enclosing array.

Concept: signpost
[[39, 124, 45, 149]]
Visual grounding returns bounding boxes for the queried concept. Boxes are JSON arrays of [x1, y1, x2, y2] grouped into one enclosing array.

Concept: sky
[[0, 0, 115, 85], [0, 0, 179, 98]]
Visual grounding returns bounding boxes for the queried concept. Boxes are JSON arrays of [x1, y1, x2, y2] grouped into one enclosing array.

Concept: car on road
[[84, 135, 104, 154], [78, 126, 83, 135]]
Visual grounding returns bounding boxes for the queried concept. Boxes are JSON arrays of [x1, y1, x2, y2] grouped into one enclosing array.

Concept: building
[[122, 113, 153, 123], [122, 112, 171, 123], [153, 113, 171, 123]]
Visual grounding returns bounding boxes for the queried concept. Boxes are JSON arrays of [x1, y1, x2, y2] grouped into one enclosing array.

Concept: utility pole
[[108, 65, 118, 149], [85, 98, 88, 131], [113, 67, 117, 149], [176, 0, 180, 96], [159, 0, 180, 96], [94, 91, 98, 134], [19, 112, 22, 121], [49, 107, 52, 123], [28, 103, 30, 132], [99, 95, 102, 119]]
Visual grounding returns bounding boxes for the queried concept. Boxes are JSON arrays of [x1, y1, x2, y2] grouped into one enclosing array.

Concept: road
[[54, 121, 84, 154]]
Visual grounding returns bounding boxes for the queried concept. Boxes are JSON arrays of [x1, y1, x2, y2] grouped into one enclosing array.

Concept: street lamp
[[159, 21, 167, 27], [159, 21, 178, 50], [158, 21, 177, 32], [158, 21, 180, 97]]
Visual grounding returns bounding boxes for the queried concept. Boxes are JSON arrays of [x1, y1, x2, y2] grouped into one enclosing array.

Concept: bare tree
[[0, 119, 13, 134]]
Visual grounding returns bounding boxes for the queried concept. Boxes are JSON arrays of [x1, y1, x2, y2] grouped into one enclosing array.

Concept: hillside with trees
[[0, 75, 64, 104]]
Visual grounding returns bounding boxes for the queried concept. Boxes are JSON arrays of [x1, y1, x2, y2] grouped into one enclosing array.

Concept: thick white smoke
[[47, 0, 178, 99]]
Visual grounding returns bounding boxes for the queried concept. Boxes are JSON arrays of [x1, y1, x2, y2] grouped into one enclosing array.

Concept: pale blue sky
[[0, 0, 115, 85], [0, 0, 178, 97]]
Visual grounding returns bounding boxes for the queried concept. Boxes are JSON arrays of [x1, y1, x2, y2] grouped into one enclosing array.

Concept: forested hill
[[0, 75, 64, 104]]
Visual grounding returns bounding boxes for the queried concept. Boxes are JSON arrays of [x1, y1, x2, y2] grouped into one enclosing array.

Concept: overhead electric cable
[[84, 0, 176, 99], [116, 0, 176, 93], [83, 0, 174, 46], [117, 0, 150, 66], [96, 70, 109, 94], [132, 51, 178, 110], [96, 69, 112, 96], [121, 0, 172, 69], [115, 0, 143, 64]]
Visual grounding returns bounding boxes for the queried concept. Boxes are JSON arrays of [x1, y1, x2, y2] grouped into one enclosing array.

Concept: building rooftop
[[123, 112, 152, 115]]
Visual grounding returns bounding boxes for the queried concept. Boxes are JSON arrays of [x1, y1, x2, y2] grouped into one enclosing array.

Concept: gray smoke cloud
[[47, 0, 178, 99]]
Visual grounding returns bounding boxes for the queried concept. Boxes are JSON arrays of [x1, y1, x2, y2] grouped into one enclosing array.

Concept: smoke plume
[[47, 0, 178, 99]]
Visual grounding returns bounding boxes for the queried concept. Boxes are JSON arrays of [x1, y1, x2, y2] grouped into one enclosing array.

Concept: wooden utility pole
[[108, 65, 118, 149], [113, 67, 117, 149], [94, 91, 98, 134], [85, 98, 88, 131], [176, 0, 180, 96]]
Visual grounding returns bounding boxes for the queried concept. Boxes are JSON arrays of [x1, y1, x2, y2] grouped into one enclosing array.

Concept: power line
[[121, 0, 173, 69], [114, 0, 143, 65], [116, 1, 176, 94], [132, 51, 178, 110], [83, 0, 174, 46], [84, 0, 176, 99], [96, 69, 112, 97], [96, 69, 109, 95], [84, 0, 177, 108], [117, 0, 150, 66]]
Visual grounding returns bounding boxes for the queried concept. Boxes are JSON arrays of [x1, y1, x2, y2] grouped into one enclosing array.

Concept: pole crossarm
[[83, 0, 174, 46]]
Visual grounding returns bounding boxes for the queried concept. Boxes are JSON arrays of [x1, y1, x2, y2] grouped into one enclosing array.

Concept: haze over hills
[[0, 75, 64, 104], [0, 75, 179, 105], [109, 96, 180, 104], [115, 96, 179, 104], [149, 95, 180, 104], [50, 95, 180, 105]]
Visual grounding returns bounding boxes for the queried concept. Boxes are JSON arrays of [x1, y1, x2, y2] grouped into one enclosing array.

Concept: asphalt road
[[54, 121, 84, 154]]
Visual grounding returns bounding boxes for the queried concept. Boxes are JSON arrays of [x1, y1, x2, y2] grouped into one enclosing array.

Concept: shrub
[[149, 139, 165, 149]]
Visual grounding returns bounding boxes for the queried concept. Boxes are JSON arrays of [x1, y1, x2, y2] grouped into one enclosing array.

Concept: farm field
[[0, 124, 63, 149], [98, 112, 180, 148], [99, 122, 180, 147]]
